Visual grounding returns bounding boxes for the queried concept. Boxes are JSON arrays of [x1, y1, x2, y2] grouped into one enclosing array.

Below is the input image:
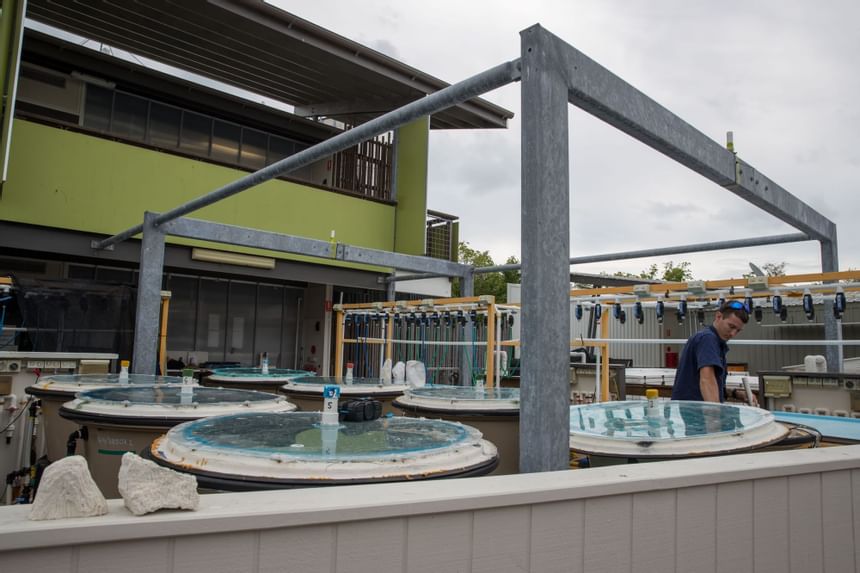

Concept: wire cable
[[0, 397, 33, 434]]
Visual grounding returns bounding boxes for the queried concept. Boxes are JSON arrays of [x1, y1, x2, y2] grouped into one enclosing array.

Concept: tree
[[639, 261, 693, 282], [453, 242, 519, 302], [762, 262, 787, 276], [743, 261, 787, 278]]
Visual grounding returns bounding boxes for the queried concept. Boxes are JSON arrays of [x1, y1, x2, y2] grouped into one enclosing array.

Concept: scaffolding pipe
[[92, 59, 522, 251]]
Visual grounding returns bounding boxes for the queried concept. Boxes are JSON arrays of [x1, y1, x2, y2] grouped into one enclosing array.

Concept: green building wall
[[2, 117, 431, 270]]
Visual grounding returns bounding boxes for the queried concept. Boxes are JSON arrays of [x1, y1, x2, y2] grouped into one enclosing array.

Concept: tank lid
[[569, 400, 787, 457], [62, 385, 295, 419], [282, 376, 409, 393], [151, 412, 498, 480], [397, 385, 520, 411], [32, 373, 182, 393], [207, 368, 314, 382]]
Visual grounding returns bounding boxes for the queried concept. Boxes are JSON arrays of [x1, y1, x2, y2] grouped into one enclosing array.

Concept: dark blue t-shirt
[[671, 326, 728, 402]]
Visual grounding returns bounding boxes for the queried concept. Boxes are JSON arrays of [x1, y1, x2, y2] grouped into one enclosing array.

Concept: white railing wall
[[2, 446, 860, 572]]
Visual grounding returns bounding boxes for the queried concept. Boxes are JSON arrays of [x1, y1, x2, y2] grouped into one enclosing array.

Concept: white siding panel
[[854, 469, 860, 573], [821, 470, 855, 573], [753, 477, 790, 573], [788, 473, 824, 573], [716, 481, 753, 573], [337, 518, 405, 573], [406, 512, 472, 573], [78, 539, 171, 573], [631, 489, 675, 573], [259, 524, 335, 573], [472, 506, 530, 573], [1, 546, 74, 571], [173, 532, 257, 573], [531, 499, 585, 573], [677, 485, 717, 573], [583, 494, 633, 573]]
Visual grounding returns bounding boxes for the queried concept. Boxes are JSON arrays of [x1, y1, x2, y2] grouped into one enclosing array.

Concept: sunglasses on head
[[723, 300, 747, 311]]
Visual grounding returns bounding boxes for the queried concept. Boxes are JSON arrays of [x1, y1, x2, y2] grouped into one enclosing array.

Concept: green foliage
[[761, 262, 787, 276], [743, 261, 787, 278], [453, 243, 519, 303], [639, 261, 693, 282]]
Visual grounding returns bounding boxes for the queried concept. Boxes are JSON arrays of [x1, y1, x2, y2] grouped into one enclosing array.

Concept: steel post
[[519, 26, 572, 473], [820, 238, 842, 372], [132, 212, 166, 375]]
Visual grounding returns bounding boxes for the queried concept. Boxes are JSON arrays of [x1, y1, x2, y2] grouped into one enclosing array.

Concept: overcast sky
[[274, 1, 858, 280]]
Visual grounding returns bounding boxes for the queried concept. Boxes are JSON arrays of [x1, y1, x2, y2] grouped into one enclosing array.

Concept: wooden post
[[158, 291, 171, 376], [486, 303, 496, 388], [600, 311, 610, 401], [334, 309, 344, 377]]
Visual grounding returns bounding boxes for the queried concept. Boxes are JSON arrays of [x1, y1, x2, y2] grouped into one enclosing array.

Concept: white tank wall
[[2, 446, 859, 572]]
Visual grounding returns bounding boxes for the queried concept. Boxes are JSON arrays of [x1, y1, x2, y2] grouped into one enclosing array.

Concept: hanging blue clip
[[802, 292, 814, 321], [633, 301, 643, 324], [834, 291, 847, 320], [676, 300, 687, 322], [772, 295, 783, 315]]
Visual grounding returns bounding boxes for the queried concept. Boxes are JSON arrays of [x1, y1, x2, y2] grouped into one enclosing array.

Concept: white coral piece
[[118, 452, 199, 516], [29, 456, 108, 521]]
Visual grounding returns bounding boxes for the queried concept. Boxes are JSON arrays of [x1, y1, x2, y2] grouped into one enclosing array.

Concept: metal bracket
[[91, 240, 114, 251]]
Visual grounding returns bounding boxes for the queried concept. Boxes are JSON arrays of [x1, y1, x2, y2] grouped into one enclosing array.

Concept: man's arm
[[699, 366, 721, 402]]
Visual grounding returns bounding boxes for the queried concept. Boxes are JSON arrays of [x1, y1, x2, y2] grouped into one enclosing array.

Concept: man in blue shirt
[[671, 300, 754, 404]]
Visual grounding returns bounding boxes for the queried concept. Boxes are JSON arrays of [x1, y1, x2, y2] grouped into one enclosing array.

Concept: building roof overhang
[[26, 0, 514, 130]]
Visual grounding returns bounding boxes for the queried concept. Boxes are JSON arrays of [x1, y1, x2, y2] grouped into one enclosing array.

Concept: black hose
[[66, 426, 88, 457]]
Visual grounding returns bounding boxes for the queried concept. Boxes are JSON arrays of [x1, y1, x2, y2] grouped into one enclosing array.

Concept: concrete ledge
[[2, 445, 859, 551]]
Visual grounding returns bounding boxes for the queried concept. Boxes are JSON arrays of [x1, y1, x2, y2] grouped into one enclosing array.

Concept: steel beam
[[92, 59, 521, 251], [390, 233, 810, 281], [336, 244, 468, 276], [530, 26, 834, 243], [162, 217, 471, 277], [519, 26, 572, 473], [132, 212, 166, 375], [568, 233, 811, 266]]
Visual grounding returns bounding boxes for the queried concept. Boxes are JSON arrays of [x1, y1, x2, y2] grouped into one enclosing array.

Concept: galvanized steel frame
[[98, 23, 836, 475], [518, 25, 839, 473]]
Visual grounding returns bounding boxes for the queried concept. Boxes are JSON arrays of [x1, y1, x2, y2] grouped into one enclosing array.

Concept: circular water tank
[[149, 412, 499, 490]]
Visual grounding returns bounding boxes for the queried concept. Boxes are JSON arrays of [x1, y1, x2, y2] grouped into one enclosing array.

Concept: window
[[166, 275, 198, 355], [211, 121, 240, 164], [112, 92, 148, 140], [225, 281, 256, 365], [82, 84, 112, 131], [180, 111, 212, 156], [240, 127, 267, 169], [196, 278, 228, 359], [268, 135, 296, 164], [149, 103, 181, 149], [255, 284, 284, 367]]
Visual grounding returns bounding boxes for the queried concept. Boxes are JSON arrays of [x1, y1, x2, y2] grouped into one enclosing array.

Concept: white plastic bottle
[[645, 388, 660, 418], [119, 360, 130, 384], [180, 368, 194, 404], [260, 352, 269, 375], [345, 362, 354, 385]]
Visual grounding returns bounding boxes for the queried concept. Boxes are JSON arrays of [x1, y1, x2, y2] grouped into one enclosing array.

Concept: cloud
[[273, 0, 860, 278]]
